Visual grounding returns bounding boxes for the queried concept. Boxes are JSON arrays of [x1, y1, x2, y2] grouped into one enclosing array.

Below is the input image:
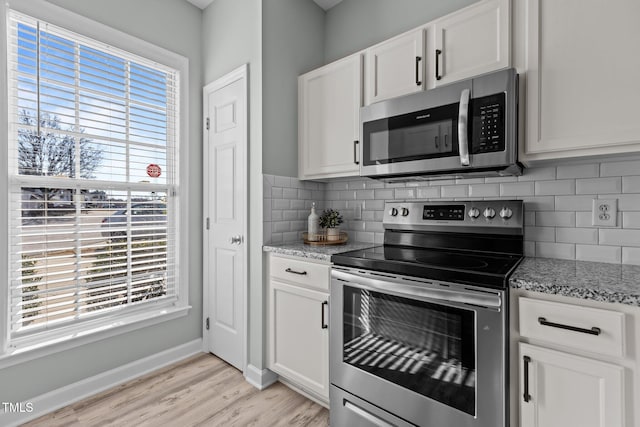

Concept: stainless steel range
[[329, 200, 524, 427]]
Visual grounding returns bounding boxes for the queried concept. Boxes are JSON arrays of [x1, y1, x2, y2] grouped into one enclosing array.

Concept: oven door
[[330, 267, 507, 427]]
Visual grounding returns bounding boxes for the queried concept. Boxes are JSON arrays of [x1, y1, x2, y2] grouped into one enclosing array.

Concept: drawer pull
[[538, 317, 601, 336], [285, 267, 307, 276], [321, 301, 328, 329], [523, 355, 531, 403]]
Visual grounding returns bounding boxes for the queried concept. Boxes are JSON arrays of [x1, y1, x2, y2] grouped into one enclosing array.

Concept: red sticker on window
[[146, 164, 161, 178]]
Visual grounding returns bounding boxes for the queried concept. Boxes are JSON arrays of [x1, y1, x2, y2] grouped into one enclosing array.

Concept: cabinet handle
[[285, 267, 307, 276], [353, 140, 360, 165], [538, 317, 601, 336], [435, 49, 442, 80], [523, 355, 531, 403], [415, 56, 422, 86], [321, 300, 328, 329]]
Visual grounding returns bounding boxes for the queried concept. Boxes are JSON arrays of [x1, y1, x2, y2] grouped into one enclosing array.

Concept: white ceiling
[[186, 0, 343, 11]]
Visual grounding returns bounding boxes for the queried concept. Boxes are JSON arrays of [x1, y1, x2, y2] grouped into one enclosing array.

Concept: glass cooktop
[[331, 245, 523, 289]]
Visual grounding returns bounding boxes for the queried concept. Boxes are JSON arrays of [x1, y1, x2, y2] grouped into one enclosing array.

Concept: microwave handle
[[457, 88, 470, 166]]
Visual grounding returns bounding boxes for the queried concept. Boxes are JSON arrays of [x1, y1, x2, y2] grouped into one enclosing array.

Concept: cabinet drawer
[[270, 255, 330, 291], [519, 297, 625, 357]]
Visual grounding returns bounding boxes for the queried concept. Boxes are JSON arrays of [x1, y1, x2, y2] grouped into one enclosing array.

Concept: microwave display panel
[[470, 93, 506, 154], [363, 102, 459, 166]]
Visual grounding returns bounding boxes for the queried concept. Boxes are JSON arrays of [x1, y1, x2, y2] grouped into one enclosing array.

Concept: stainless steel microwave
[[359, 68, 521, 181]]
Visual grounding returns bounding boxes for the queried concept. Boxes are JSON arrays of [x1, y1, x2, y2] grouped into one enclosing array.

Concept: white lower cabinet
[[519, 342, 624, 427], [267, 254, 330, 403], [511, 290, 639, 427]]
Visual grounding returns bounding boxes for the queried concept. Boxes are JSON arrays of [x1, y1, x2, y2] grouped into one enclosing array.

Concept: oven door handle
[[457, 88, 471, 166], [332, 269, 501, 308]]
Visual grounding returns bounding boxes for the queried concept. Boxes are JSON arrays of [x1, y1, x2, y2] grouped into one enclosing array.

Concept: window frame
[[0, 0, 191, 367]]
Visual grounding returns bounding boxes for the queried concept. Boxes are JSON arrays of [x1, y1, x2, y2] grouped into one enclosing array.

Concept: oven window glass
[[362, 102, 459, 166], [343, 286, 476, 416]]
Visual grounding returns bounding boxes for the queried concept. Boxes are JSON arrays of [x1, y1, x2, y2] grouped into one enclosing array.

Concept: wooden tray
[[302, 231, 348, 246]]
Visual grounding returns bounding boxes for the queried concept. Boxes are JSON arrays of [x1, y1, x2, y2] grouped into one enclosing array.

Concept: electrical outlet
[[592, 198, 617, 227]]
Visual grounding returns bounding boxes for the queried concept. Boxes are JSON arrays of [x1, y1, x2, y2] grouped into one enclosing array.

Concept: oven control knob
[[483, 207, 496, 219], [389, 207, 399, 217], [500, 207, 513, 220], [468, 207, 480, 219], [401, 208, 410, 217]]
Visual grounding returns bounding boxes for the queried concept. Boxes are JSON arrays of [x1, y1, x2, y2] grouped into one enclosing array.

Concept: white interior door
[[203, 65, 247, 371]]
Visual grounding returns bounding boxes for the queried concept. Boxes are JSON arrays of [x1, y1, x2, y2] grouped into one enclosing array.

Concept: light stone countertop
[[263, 241, 378, 262], [510, 257, 640, 307]]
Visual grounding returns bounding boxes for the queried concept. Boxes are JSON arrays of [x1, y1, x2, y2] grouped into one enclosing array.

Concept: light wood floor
[[22, 353, 330, 427]]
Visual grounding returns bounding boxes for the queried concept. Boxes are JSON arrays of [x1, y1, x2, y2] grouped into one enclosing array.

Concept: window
[[4, 8, 186, 352]]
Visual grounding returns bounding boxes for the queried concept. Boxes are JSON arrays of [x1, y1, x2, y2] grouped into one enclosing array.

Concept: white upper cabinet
[[298, 54, 362, 180], [365, 29, 425, 105], [432, 0, 510, 88], [520, 0, 640, 161]]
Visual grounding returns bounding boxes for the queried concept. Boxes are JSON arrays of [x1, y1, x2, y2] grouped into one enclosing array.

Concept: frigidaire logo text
[[2, 402, 34, 413], [416, 114, 431, 119]]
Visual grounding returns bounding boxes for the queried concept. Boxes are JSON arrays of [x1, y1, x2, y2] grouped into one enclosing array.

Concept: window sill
[[0, 304, 191, 370]]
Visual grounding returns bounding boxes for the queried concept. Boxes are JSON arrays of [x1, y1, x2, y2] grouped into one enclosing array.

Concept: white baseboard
[[244, 364, 278, 390], [1, 338, 203, 427]]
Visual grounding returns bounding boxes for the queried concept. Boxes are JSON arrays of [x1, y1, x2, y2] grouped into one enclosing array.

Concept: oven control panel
[[384, 200, 523, 233]]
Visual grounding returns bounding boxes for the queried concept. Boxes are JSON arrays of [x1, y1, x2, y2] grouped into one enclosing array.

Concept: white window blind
[[6, 11, 179, 341]]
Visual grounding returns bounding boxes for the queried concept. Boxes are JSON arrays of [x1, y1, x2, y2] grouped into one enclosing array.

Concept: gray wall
[[0, 0, 203, 402], [262, 0, 325, 177], [202, 0, 266, 370], [324, 0, 478, 63]]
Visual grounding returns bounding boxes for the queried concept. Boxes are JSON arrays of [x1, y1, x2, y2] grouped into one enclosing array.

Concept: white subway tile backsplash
[[271, 187, 283, 198], [441, 185, 468, 198], [536, 211, 575, 227], [469, 184, 500, 197], [374, 189, 395, 200], [394, 188, 416, 199], [535, 179, 575, 196], [283, 188, 298, 199], [601, 160, 640, 177], [356, 189, 375, 200], [522, 196, 555, 211], [556, 227, 598, 244], [556, 163, 599, 179], [576, 245, 622, 263], [524, 226, 555, 242], [623, 212, 640, 228], [554, 195, 594, 211], [519, 167, 556, 182], [622, 247, 640, 265], [416, 187, 441, 199], [575, 177, 621, 195], [274, 176, 290, 187], [622, 176, 640, 193], [500, 182, 535, 197], [600, 229, 640, 247], [264, 158, 640, 265], [536, 242, 576, 260]]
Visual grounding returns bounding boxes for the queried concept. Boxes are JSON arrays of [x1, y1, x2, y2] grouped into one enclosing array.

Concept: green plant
[[21, 255, 42, 325], [319, 209, 343, 228]]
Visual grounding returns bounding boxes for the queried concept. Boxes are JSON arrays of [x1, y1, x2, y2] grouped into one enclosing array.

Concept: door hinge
[[205, 317, 210, 330], [206, 217, 210, 230], [206, 117, 210, 130]]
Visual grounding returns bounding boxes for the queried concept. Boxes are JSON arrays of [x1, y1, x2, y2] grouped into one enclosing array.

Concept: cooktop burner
[[415, 254, 489, 270]]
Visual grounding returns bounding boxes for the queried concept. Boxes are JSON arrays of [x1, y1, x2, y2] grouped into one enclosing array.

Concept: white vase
[[326, 227, 340, 241]]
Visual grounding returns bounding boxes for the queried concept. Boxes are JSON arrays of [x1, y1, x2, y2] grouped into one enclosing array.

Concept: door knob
[[230, 235, 243, 245]]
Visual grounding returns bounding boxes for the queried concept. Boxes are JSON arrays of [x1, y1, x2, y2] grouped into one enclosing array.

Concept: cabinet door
[[298, 54, 362, 180], [268, 279, 329, 400], [522, 0, 640, 160], [519, 343, 624, 427], [365, 29, 425, 105], [432, 0, 510, 88]]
